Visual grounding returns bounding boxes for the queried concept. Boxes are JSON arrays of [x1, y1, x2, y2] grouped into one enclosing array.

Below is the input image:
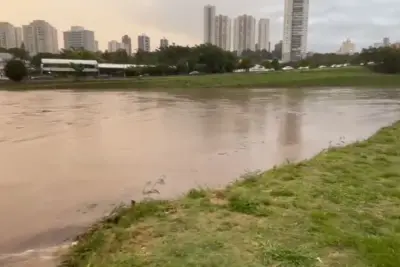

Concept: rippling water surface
[[0, 87, 399, 266]]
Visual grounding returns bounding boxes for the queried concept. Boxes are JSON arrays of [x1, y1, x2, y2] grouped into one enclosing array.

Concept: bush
[[125, 67, 140, 77], [193, 63, 207, 73], [141, 65, 176, 76], [361, 47, 400, 74], [237, 58, 253, 72], [5, 60, 28, 82], [271, 59, 280, 70], [125, 65, 177, 77]]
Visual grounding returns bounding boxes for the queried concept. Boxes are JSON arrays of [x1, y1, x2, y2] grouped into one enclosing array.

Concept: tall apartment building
[[94, 40, 99, 51], [14, 27, 23, 48], [233, 15, 256, 55], [282, 0, 309, 62], [215, 15, 231, 51], [203, 5, 216, 44], [138, 34, 150, 52], [63, 26, 96, 51], [22, 20, 58, 55], [274, 40, 283, 57], [0, 22, 17, 49], [122, 35, 132, 55], [337, 38, 356, 55], [108, 40, 122, 52], [383, 37, 390, 47], [160, 37, 169, 48], [258, 19, 270, 51]]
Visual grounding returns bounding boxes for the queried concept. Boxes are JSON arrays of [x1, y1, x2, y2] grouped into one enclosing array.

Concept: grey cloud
[[122, 0, 400, 52], [308, 0, 400, 51]]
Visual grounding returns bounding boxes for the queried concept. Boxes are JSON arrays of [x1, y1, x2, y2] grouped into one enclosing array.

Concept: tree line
[[359, 47, 400, 74], [2, 45, 400, 82], [0, 44, 365, 73]]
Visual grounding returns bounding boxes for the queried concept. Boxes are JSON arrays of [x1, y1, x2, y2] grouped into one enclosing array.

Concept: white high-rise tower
[[0, 22, 17, 49], [215, 15, 231, 50], [203, 5, 216, 44], [258, 19, 270, 51], [63, 26, 96, 52], [23, 20, 59, 55], [233, 15, 256, 55], [282, 0, 309, 62]]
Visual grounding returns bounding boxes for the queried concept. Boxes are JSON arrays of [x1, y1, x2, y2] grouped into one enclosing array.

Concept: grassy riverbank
[[60, 121, 400, 267], [3, 67, 400, 90]]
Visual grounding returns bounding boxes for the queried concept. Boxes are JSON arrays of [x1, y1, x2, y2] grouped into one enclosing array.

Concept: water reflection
[[0, 88, 399, 263], [278, 89, 304, 162]]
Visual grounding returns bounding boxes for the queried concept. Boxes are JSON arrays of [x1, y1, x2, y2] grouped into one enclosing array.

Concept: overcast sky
[[4, 0, 399, 52]]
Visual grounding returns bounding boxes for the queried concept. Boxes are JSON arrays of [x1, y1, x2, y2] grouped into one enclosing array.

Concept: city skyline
[[1, 19, 172, 55], [2, 0, 400, 52]]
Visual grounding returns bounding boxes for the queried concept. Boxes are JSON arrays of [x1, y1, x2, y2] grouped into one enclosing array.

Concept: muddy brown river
[[0, 88, 399, 266]]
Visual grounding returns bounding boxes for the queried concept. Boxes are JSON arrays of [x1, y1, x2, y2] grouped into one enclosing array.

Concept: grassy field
[[60, 121, 400, 267], [2, 67, 400, 90]]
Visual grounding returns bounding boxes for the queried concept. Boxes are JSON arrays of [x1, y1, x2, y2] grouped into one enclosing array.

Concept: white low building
[[40, 58, 154, 75], [41, 58, 99, 73], [0, 52, 13, 77], [98, 63, 137, 69]]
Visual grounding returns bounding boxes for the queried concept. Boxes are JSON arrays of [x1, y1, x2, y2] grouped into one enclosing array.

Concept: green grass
[[3, 67, 400, 90], [60, 121, 400, 267]]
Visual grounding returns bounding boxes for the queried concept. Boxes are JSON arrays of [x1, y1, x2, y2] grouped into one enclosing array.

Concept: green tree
[[176, 60, 189, 74], [8, 47, 29, 60], [261, 60, 272, 69], [110, 49, 129, 63], [193, 44, 236, 73], [360, 47, 400, 74], [31, 53, 60, 67], [101, 50, 112, 62], [69, 63, 85, 80], [26, 44, 239, 76], [125, 66, 140, 76], [241, 49, 272, 63], [303, 53, 358, 67], [60, 48, 80, 59], [223, 51, 237, 72], [271, 59, 280, 70], [238, 58, 253, 72], [298, 59, 310, 67], [155, 45, 192, 66], [4, 59, 28, 82]]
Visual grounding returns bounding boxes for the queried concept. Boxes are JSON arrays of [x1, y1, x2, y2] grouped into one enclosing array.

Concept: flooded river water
[[0, 87, 399, 266]]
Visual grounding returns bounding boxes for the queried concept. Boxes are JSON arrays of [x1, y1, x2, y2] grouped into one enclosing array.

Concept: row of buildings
[[204, 6, 270, 54], [336, 37, 392, 55], [204, 0, 310, 62], [0, 21, 169, 56], [373, 37, 391, 48], [0, 20, 89, 55], [0, 20, 58, 54], [106, 34, 169, 54], [0, 22, 23, 49]]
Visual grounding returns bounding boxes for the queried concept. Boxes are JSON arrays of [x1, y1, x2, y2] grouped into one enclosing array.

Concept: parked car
[[282, 66, 294, 71]]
